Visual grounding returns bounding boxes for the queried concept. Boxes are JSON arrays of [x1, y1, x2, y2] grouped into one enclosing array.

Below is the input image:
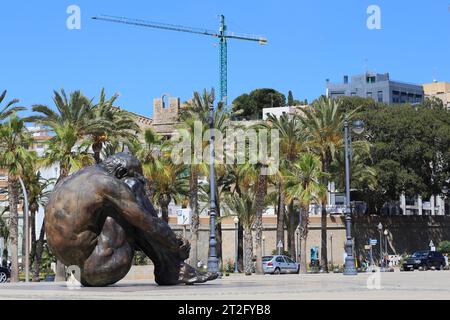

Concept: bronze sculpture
[[45, 153, 217, 286]]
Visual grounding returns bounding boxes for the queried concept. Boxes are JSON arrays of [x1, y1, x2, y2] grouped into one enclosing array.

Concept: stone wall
[[169, 215, 450, 269]]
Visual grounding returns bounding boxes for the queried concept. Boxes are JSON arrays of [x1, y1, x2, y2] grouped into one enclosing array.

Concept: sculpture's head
[[100, 152, 144, 182]]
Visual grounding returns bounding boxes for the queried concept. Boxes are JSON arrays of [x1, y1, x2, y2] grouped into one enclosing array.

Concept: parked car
[[0, 266, 10, 283], [402, 250, 446, 271], [262, 255, 300, 274]]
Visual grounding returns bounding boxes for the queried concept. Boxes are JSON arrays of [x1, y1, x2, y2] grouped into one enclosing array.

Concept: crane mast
[[92, 14, 267, 108]]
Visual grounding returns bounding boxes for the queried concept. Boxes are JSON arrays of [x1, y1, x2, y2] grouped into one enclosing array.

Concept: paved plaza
[[0, 271, 450, 300]]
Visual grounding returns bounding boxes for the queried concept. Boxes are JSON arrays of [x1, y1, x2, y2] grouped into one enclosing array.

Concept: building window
[[366, 76, 376, 84], [351, 92, 356, 96], [377, 91, 383, 102], [367, 92, 372, 99]]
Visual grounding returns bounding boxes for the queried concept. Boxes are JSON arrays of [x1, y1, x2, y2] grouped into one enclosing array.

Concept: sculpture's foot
[[179, 263, 219, 285]]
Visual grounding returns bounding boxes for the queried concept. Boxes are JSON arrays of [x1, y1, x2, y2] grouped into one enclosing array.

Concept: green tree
[[87, 89, 140, 164], [263, 113, 307, 258], [0, 115, 34, 282], [29, 89, 96, 281], [301, 97, 349, 272], [223, 191, 256, 275], [30, 89, 95, 181], [180, 88, 229, 269], [288, 90, 295, 106], [285, 153, 326, 273], [359, 102, 450, 213], [232, 88, 286, 120], [138, 130, 188, 223], [22, 166, 54, 282], [0, 91, 26, 120]]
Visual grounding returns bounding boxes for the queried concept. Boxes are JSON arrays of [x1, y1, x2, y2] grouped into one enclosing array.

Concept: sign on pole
[[429, 240, 435, 251], [370, 239, 378, 246], [277, 240, 283, 255], [364, 245, 371, 250]]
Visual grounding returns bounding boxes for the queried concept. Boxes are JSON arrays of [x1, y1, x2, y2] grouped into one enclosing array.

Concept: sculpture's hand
[[177, 236, 190, 261]]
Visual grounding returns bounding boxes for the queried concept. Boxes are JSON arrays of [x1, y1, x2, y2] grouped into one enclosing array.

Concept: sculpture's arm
[[100, 177, 185, 258]]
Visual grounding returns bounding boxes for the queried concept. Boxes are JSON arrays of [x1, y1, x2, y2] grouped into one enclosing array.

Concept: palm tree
[[30, 89, 95, 181], [285, 153, 326, 273], [223, 191, 256, 275], [301, 96, 349, 272], [86, 89, 140, 163], [22, 167, 54, 281], [0, 91, 26, 121], [180, 88, 229, 268], [138, 130, 188, 222], [175, 116, 209, 266], [0, 115, 34, 282], [29, 89, 96, 281], [144, 158, 188, 222], [263, 113, 307, 259], [329, 144, 377, 193]]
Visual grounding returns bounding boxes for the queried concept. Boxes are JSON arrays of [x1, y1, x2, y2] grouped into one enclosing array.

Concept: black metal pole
[[343, 118, 357, 275], [207, 103, 219, 273], [234, 220, 238, 273]]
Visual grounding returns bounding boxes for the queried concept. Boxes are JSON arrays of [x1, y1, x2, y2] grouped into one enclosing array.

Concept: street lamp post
[[207, 101, 219, 273], [343, 118, 364, 275], [384, 229, 388, 259], [378, 222, 383, 269], [234, 216, 239, 273], [442, 186, 448, 215], [330, 233, 334, 269], [262, 235, 266, 257]]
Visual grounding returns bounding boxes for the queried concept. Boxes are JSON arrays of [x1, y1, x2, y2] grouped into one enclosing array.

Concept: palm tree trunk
[[320, 156, 329, 272], [243, 227, 253, 275], [189, 168, 199, 267], [299, 206, 309, 274], [92, 141, 103, 164], [33, 219, 45, 282], [55, 165, 69, 281], [8, 180, 19, 282], [254, 173, 266, 275], [238, 222, 244, 272], [29, 208, 36, 278], [276, 186, 285, 249], [288, 201, 297, 259], [161, 203, 169, 223]]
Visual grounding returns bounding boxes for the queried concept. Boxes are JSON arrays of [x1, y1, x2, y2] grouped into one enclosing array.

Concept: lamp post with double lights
[[343, 117, 365, 275]]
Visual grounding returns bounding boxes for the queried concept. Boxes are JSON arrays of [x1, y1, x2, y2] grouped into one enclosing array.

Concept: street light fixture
[[384, 229, 389, 263], [343, 117, 364, 275], [207, 100, 219, 273], [234, 216, 239, 273], [378, 222, 383, 269]]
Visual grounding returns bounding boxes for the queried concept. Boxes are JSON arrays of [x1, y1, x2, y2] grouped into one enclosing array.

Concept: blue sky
[[1, 0, 449, 118]]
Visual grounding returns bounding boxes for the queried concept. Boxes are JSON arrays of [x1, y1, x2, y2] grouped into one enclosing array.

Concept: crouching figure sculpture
[[45, 152, 217, 286]]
